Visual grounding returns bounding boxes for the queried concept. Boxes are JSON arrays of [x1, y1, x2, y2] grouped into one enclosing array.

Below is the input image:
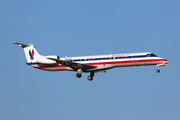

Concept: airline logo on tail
[[29, 49, 34, 60]]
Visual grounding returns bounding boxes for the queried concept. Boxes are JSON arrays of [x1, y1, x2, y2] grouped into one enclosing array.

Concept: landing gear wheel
[[156, 69, 160, 73], [88, 76, 93, 81], [76, 73, 82, 78]]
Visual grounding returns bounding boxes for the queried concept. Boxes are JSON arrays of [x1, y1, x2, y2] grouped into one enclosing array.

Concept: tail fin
[[11, 42, 42, 63]]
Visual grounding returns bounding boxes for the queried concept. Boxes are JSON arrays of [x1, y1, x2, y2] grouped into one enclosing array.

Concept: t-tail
[[11, 42, 41, 63], [11, 42, 59, 65]]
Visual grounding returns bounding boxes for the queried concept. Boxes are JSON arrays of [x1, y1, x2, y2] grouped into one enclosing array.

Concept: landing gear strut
[[88, 72, 95, 81], [156, 66, 160, 73]]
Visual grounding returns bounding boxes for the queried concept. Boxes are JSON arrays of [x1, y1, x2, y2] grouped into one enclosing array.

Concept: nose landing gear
[[156, 63, 168, 73], [156, 65, 161, 73]]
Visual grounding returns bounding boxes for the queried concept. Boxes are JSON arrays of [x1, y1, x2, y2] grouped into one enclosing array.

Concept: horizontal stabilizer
[[11, 42, 32, 48]]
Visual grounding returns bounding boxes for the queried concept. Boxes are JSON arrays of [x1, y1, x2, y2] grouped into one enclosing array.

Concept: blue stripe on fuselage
[[27, 55, 155, 66]]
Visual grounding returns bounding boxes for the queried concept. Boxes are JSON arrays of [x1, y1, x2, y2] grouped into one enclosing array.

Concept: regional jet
[[11, 42, 169, 81]]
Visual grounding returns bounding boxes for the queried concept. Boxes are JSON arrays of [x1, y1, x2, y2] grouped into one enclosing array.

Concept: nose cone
[[164, 59, 169, 65], [165, 59, 169, 63], [159, 57, 169, 65]]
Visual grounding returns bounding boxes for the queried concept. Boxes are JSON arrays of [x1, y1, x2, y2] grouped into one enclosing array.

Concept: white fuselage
[[30, 52, 169, 72]]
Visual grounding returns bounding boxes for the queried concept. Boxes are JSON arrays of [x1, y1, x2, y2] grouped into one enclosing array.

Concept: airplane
[[11, 42, 169, 81]]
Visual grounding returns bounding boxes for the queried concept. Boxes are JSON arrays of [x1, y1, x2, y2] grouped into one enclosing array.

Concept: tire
[[76, 73, 82, 78], [156, 69, 160, 73], [88, 76, 93, 81]]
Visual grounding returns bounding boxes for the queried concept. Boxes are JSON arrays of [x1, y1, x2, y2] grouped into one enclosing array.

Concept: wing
[[47, 58, 97, 71]]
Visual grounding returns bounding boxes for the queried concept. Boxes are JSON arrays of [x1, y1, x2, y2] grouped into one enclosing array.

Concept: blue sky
[[0, 0, 180, 120]]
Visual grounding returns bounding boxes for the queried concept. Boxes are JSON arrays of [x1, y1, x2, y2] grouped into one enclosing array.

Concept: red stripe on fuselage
[[34, 59, 168, 69]]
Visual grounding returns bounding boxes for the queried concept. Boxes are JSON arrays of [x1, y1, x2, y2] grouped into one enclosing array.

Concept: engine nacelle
[[36, 56, 59, 64]]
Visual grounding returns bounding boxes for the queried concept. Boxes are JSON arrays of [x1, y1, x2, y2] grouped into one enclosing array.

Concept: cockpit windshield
[[150, 54, 157, 57], [147, 53, 158, 57]]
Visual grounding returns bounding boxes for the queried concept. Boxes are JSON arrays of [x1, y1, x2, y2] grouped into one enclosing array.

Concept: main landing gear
[[76, 73, 82, 78], [76, 68, 95, 81], [76, 68, 83, 78]]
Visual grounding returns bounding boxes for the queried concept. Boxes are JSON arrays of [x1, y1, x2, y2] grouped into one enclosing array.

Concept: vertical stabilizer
[[11, 42, 42, 63]]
